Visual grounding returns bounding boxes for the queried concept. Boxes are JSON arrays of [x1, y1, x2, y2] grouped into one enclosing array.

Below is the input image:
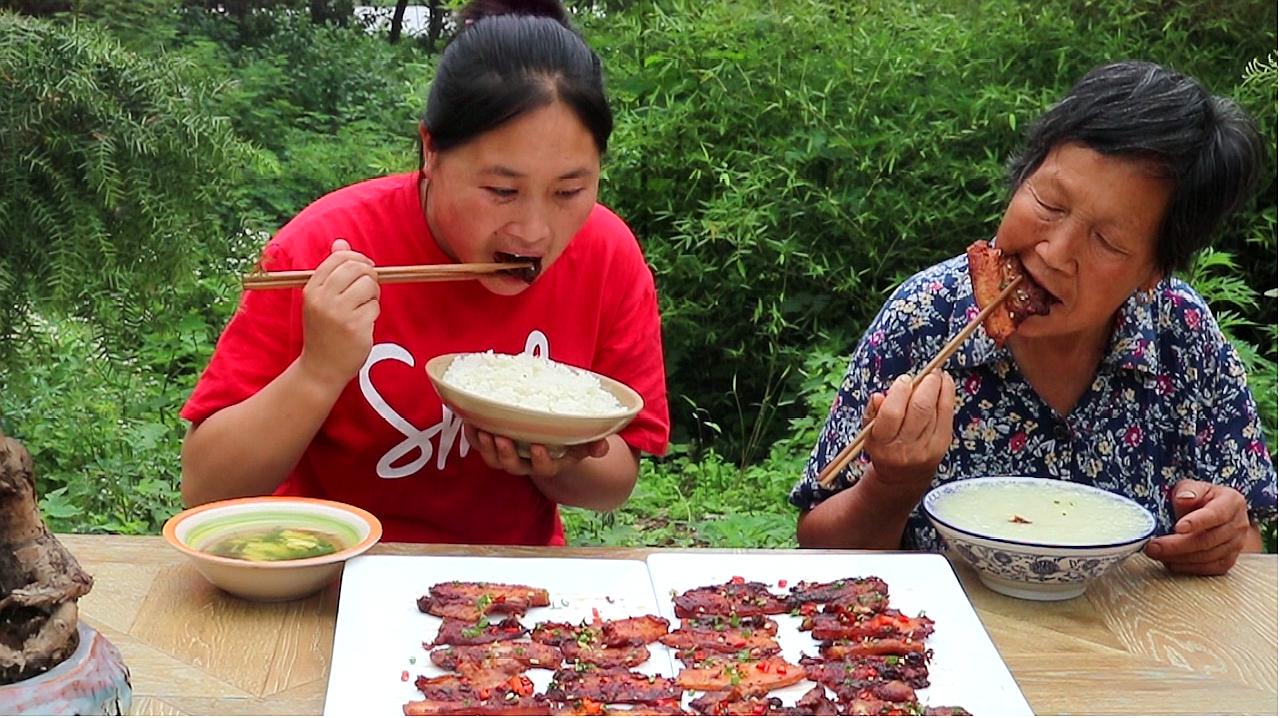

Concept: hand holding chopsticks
[[815, 276, 1024, 489], [242, 261, 534, 291]]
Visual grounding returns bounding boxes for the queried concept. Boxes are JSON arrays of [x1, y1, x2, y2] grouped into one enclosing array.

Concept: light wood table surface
[[54, 534, 1277, 716]]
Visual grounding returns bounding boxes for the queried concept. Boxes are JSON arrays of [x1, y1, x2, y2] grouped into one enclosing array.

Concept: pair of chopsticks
[[241, 262, 534, 291], [815, 276, 1024, 489]]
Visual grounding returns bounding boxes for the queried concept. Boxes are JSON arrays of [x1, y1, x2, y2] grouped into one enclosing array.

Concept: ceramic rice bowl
[[426, 352, 643, 458]]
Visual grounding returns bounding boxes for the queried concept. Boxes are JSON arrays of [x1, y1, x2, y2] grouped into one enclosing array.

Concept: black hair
[[1006, 60, 1262, 274], [420, 0, 611, 161]]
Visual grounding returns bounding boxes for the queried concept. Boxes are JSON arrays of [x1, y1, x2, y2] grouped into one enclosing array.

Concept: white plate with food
[[645, 551, 1034, 715], [323, 555, 674, 715]]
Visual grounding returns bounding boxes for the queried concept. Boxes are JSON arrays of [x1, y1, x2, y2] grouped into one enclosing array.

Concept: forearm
[[796, 468, 925, 549], [530, 435, 639, 512], [180, 358, 347, 506]]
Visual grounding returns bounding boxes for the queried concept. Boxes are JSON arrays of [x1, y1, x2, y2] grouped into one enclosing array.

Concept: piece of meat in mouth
[[494, 251, 541, 283], [966, 239, 1055, 346]]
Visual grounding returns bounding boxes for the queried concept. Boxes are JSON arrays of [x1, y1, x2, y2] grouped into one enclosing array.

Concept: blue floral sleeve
[[1196, 329, 1278, 524]]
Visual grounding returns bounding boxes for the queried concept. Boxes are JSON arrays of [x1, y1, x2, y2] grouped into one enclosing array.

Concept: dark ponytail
[[422, 0, 612, 157]]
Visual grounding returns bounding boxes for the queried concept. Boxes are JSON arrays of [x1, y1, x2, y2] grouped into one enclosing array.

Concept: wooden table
[[52, 535, 1277, 715]]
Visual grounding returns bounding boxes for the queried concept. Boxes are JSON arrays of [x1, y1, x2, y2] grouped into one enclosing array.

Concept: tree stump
[[1, 427, 131, 714]]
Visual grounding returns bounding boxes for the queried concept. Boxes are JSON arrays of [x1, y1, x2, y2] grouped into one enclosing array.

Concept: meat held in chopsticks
[[966, 239, 1052, 346]]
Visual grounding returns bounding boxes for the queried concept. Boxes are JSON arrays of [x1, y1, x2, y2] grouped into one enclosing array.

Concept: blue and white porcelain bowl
[[922, 477, 1156, 601]]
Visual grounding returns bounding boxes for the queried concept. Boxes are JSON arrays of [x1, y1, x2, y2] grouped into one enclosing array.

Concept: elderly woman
[[791, 60, 1275, 575]]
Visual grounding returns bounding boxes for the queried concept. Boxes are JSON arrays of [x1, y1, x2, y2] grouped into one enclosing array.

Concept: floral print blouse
[[790, 254, 1277, 551]]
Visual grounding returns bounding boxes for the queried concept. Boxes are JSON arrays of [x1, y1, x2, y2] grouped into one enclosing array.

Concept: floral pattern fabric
[[790, 254, 1278, 551]]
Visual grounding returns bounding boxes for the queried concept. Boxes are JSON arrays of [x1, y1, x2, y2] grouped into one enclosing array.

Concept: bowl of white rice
[[426, 352, 643, 457]]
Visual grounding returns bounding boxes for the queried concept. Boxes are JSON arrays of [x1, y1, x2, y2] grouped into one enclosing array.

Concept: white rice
[[443, 352, 626, 415]]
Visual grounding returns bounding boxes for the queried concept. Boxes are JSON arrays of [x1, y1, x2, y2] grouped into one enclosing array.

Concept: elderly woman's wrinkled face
[[420, 101, 601, 296], [994, 142, 1172, 343]]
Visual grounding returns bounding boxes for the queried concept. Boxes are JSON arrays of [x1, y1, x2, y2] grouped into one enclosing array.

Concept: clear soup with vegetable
[[201, 527, 346, 561]]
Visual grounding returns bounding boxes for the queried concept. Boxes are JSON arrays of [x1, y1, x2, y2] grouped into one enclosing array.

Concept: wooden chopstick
[[241, 262, 534, 290], [815, 275, 1025, 489]]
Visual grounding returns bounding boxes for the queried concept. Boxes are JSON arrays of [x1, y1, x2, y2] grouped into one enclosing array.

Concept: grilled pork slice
[[418, 581, 551, 622], [544, 667, 682, 705], [834, 679, 918, 711], [429, 641, 562, 671], [674, 581, 790, 618], [660, 626, 782, 662], [802, 608, 935, 643], [820, 637, 929, 659], [689, 689, 782, 716], [786, 686, 841, 716], [403, 691, 549, 716], [680, 615, 779, 635], [560, 640, 650, 669], [833, 679, 970, 715], [675, 656, 806, 693], [601, 615, 671, 646], [532, 621, 583, 645], [554, 698, 692, 716], [411, 672, 535, 702], [432, 617, 528, 646], [800, 653, 931, 689], [787, 577, 889, 614]]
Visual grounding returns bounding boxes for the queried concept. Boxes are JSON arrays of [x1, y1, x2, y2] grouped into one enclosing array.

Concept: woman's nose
[[1036, 220, 1083, 272], [505, 202, 552, 245]]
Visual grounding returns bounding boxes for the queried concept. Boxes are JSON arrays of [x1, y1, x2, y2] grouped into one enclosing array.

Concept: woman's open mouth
[[494, 252, 542, 284]]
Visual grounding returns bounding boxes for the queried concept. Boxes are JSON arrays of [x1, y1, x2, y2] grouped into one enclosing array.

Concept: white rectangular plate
[[645, 551, 1033, 715], [323, 555, 673, 716]]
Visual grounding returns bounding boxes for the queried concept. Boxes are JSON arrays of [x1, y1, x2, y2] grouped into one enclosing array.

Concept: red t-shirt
[[181, 173, 669, 545]]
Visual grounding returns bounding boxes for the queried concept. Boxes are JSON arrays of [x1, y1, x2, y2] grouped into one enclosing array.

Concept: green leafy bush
[[589, 0, 1277, 458], [0, 12, 258, 345]]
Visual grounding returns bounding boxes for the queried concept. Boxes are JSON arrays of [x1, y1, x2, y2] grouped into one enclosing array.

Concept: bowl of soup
[[163, 497, 381, 602], [922, 477, 1155, 601], [426, 351, 643, 458]]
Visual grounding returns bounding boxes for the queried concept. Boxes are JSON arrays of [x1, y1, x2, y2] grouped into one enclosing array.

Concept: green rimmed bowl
[[163, 497, 382, 602]]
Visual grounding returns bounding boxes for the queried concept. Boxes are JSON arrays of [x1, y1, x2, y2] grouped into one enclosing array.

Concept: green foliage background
[[0, 0, 1274, 550]]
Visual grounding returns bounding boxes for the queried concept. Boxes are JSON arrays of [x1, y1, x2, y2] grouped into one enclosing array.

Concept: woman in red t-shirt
[[179, 0, 670, 545]]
